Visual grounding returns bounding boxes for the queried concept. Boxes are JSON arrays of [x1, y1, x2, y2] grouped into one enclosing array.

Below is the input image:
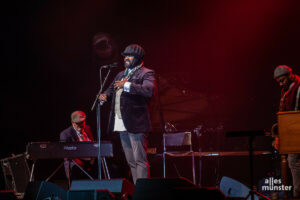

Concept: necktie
[[81, 130, 90, 141]]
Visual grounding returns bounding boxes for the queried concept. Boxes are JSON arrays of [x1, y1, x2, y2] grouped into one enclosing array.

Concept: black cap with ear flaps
[[121, 44, 145, 59]]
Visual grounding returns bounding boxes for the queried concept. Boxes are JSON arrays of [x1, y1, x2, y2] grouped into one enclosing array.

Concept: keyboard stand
[[29, 157, 110, 189]]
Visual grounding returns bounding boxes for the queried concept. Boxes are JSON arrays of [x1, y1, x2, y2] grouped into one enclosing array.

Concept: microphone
[[101, 62, 119, 69]]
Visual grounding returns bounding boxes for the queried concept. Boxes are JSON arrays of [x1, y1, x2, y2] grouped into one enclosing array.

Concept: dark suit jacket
[[60, 125, 94, 142], [104, 66, 156, 133]]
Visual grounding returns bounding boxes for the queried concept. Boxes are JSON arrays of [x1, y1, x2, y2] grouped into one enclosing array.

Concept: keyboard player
[[60, 110, 96, 180]]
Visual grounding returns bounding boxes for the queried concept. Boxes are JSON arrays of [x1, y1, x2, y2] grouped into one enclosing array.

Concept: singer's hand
[[99, 94, 107, 101], [114, 78, 128, 89]]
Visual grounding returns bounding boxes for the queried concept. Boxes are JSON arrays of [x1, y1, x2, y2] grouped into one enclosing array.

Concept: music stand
[[226, 130, 271, 200]]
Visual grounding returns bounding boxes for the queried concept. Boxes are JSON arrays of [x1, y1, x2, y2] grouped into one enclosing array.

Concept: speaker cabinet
[[23, 181, 67, 200], [0, 190, 18, 200], [67, 189, 115, 200], [70, 179, 133, 199], [0, 154, 30, 194], [133, 178, 226, 200]]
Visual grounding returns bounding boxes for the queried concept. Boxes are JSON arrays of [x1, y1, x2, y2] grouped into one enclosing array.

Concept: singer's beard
[[124, 59, 132, 68]]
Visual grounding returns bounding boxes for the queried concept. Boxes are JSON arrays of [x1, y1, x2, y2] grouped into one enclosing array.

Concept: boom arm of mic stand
[[91, 67, 112, 111], [90, 67, 112, 180]]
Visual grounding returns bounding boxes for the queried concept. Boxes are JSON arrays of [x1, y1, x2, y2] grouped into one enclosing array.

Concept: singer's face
[[124, 55, 134, 68]]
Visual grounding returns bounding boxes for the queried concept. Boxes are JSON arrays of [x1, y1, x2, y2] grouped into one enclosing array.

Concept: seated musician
[[60, 110, 96, 180]]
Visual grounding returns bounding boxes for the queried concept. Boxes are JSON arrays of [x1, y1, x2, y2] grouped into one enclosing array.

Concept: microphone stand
[[226, 131, 271, 200], [91, 66, 112, 180]]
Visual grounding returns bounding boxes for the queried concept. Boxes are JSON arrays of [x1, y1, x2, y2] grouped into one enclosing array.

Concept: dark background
[[1, 0, 300, 188]]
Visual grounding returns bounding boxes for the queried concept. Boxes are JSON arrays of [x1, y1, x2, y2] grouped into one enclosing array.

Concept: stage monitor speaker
[[220, 176, 259, 200], [133, 178, 226, 200], [23, 181, 67, 200], [67, 189, 115, 200], [70, 179, 134, 199], [0, 190, 18, 200]]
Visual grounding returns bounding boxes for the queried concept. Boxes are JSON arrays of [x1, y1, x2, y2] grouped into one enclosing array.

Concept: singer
[[99, 44, 156, 184]]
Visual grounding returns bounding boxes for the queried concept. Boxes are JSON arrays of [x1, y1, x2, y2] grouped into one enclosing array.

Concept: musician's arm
[[271, 123, 279, 150], [124, 71, 155, 98], [297, 89, 300, 111], [103, 80, 115, 99], [60, 131, 68, 142], [104, 72, 123, 99], [85, 125, 95, 141]]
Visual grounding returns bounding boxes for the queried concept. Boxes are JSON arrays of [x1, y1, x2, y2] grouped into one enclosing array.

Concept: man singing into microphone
[[99, 44, 156, 184]]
